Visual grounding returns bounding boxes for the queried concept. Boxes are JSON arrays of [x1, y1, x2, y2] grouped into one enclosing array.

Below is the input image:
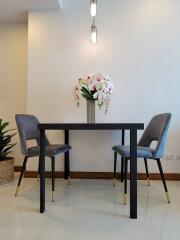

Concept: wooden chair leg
[[15, 156, 28, 197], [124, 158, 128, 205], [156, 158, 171, 203], [113, 152, 117, 186], [144, 158, 150, 186], [51, 156, 55, 202]]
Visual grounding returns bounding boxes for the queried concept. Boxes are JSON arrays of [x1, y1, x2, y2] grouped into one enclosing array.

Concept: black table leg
[[64, 130, 70, 179], [120, 130, 125, 182], [130, 129, 137, 219], [40, 129, 45, 213]]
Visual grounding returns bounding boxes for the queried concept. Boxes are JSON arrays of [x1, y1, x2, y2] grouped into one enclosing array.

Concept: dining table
[[38, 123, 144, 219]]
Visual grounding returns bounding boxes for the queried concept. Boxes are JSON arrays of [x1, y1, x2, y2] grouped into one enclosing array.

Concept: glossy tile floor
[[0, 175, 180, 240]]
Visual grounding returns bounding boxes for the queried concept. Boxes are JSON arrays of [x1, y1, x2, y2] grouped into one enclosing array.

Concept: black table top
[[38, 123, 144, 130]]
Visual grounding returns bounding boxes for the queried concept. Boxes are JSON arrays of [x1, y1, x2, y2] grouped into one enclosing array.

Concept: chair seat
[[28, 144, 71, 157], [112, 145, 155, 158]]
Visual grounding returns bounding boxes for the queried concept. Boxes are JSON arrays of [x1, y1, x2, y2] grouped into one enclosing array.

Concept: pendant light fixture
[[90, 0, 97, 43], [91, 23, 97, 43], [90, 0, 97, 17]]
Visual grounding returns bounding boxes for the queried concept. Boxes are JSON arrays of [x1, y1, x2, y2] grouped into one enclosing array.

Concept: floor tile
[[0, 175, 180, 240]]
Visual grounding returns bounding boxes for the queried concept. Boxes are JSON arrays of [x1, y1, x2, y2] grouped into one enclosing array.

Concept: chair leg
[[144, 158, 150, 186], [113, 152, 117, 186], [37, 157, 40, 182], [156, 158, 171, 203], [68, 176, 71, 185], [120, 157, 124, 182], [15, 156, 28, 197], [68, 157, 71, 186], [51, 156, 55, 202], [124, 158, 128, 205]]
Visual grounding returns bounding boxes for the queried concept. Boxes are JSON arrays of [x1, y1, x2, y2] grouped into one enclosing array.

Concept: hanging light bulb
[[90, 0, 97, 17], [91, 23, 97, 43]]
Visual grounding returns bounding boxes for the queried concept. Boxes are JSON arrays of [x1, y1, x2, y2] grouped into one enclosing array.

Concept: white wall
[[28, 0, 180, 173], [0, 24, 27, 166]]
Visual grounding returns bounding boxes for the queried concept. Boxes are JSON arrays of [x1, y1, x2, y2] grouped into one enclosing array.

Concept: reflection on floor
[[0, 174, 180, 240]]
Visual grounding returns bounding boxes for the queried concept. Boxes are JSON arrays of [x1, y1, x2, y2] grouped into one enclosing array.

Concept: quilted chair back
[[15, 114, 49, 156], [138, 113, 171, 158]]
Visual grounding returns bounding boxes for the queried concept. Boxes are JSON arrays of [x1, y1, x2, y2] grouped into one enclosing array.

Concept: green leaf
[[81, 93, 93, 101], [81, 86, 91, 95], [0, 122, 9, 131], [0, 151, 11, 159], [8, 133, 16, 139], [0, 152, 8, 159], [2, 129, 16, 135], [1, 137, 11, 145], [81, 86, 95, 100], [3, 143, 16, 153], [1, 136, 11, 142], [81, 89, 92, 98]]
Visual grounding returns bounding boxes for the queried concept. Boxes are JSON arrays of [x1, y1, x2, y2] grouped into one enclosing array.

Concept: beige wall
[[28, 0, 180, 173], [0, 24, 27, 166]]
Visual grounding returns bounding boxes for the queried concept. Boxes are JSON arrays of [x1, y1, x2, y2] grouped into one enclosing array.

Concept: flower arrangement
[[73, 73, 113, 113]]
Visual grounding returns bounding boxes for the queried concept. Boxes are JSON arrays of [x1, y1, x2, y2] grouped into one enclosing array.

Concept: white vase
[[87, 100, 95, 123]]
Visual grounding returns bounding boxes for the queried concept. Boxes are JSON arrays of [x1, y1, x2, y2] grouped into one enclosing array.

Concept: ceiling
[[0, 0, 62, 23]]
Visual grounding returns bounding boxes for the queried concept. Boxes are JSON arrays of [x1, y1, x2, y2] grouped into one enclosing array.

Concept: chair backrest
[[138, 113, 171, 158], [15, 114, 49, 156]]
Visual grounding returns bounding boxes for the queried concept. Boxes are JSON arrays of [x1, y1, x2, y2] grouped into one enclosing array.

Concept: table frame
[[38, 123, 144, 219]]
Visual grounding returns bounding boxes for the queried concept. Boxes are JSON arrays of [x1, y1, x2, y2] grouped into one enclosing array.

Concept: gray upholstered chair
[[15, 114, 71, 202], [112, 113, 171, 205]]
